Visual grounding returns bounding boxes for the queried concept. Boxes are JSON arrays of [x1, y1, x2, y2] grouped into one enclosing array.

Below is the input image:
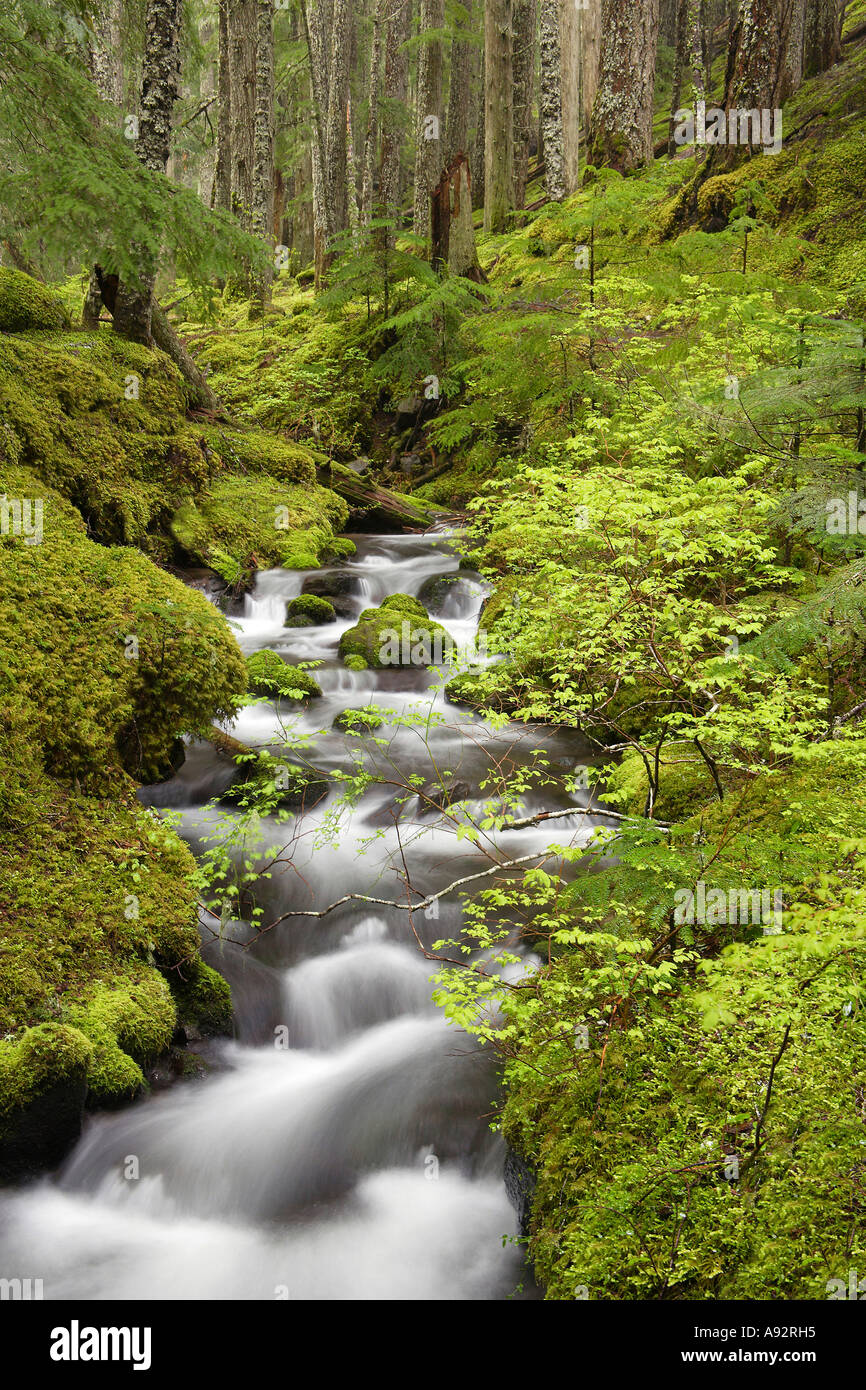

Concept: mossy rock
[[171, 473, 348, 573], [603, 750, 721, 822], [284, 593, 336, 627], [344, 653, 368, 671], [339, 598, 453, 669], [0, 269, 71, 332], [0, 1024, 92, 1178], [245, 650, 322, 700], [169, 960, 233, 1036], [380, 592, 428, 620], [221, 753, 329, 811], [200, 425, 318, 485], [444, 671, 488, 707]]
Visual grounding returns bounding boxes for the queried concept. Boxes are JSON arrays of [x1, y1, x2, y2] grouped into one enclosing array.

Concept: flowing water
[[0, 526, 607, 1301]]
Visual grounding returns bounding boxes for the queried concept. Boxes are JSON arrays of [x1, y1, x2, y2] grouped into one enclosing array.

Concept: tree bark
[[112, 0, 183, 343], [215, 0, 233, 211], [471, 40, 487, 208], [512, 0, 537, 207], [228, 0, 256, 225], [378, 0, 411, 248], [361, 0, 387, 224], [250, 0, 274, 315], [580, 0, 602, 131], [804, 0, 843, 76], [431, 153, 487, 279], [559, 0, 581, 193], [589, 0, 660, 172], [413, 0, 446, 244], [445, 0, 475, 163], [84, 0, 123, 328], [539, 0, 566, 200], [484, 0, 514, 233], [324, 0, 352, 241]]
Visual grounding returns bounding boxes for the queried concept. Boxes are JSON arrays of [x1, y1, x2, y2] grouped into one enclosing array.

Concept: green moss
[[0, 269, 71, 332], [0, 330, 212, 553], [344, 653, 368, 671], [245, 650, 322, 700], [604, 750, 720, 821], [169, 960, 233, 1035], [170, 473, 348, 573], [0, 464, 247, 787], [284, 593, 336, 626], [339, 598, 453, 669], [380, 592, 428, 619], [0, 1024, 92, 1119], [199, 424, 319, 485]]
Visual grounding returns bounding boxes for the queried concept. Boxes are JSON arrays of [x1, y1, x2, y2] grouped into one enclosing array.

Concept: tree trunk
[[539, 0, 566, 200], [361, 0, 387, 224], [250, 0, 274, 315], [559, 0, 581, 193], [484, 0, 514, 233], [379, 0, 410, 248], [112, 0, 183, 343], [669, 0, 688, 155], [589, 0, 660, 172], [804, 0, 843, 76], [431, 153, 487, 279], [228, 0, 256, 225], [215, 0, 233, 211], [446, 0, 475, 162], [472, 40, 487, 208], [580, 0, 602, 130], [84, 0, 123, 328], [325, 0, 352, 242], [779, 0, 806, 93], [413, 0, 445, 244], [512, 0, 537, 207]]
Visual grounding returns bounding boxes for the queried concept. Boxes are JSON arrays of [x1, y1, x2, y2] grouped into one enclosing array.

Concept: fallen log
[[321, 461, 436, 530]]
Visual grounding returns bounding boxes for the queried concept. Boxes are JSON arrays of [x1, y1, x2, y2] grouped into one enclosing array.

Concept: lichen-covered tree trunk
[[539, 0, 566, 200], [83, 0, 123, 328], [250, 0, 274, 315], [324, 0, 352, 241], [804, 0, 843, 77], [228, 0, 256, 224], [725, 0, 795, 113], [445, 0, 475, 163], [668, 0, 688, 154], [484, 0, 514, 233], [215, 0, 232, 211], [512, 0, 537, 208], [559, 0, 581, 193], [472, 40, 487, 208], [580, 0, 602, 131], [379, 0, 410, 248], [589, 0, 660, 172], [431, 153, 487, 278], [361, 0, 387, 224], [112, 0, 183, 344], [413, 0, 445, 244], [782, 0, 807, 96]]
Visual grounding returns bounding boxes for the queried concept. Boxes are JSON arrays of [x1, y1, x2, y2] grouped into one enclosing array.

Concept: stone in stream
[[284, 594, 336, 628], [245, 651, 322, 700], [339, 594, 454, 669]]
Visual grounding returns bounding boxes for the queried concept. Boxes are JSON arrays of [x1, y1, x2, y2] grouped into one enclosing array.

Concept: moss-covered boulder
[[284, 594, 336, 627], [339, 596, 453, 669], [604, 750, 720, 822], [245, 650, 322, 700], [344, 653, 368, 672], [171, 474, 349, 573], [0, 269, 71, 333]]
